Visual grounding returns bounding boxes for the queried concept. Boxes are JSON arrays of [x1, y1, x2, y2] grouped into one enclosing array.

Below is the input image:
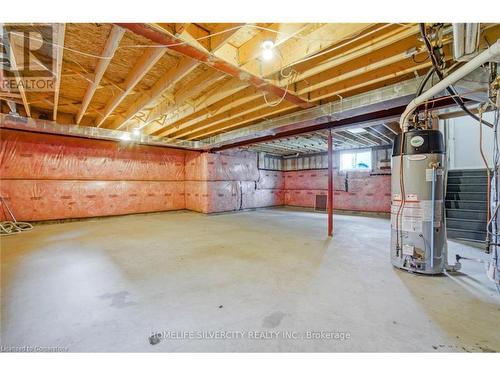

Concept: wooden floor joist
[[95, 47, 166, 127], [115, 23, 313, 109], [76, 25, 125, 124], [2, 22, 497, 146]]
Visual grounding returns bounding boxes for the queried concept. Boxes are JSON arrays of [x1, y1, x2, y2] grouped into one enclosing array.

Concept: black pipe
[[419, 23, 493, 128]]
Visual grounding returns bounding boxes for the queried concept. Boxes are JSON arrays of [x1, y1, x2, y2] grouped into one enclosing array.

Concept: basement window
[[340, 150, 372, 171]]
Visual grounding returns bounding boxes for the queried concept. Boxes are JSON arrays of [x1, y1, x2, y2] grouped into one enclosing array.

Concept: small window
[[340, 150, 372, 171]]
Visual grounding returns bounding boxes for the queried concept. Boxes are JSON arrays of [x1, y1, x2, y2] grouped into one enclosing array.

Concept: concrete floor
[[1, 208, 499, 352]]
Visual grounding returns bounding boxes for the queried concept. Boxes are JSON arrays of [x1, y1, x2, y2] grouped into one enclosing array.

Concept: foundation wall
[[185, 151, 284, 213], [283, 170, 391, 213], [0, 129, 187, 221], [0, 129, 391, 220]]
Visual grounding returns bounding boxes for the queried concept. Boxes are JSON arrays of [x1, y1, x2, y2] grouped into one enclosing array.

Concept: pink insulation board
[[0, 129, 186, 181], [256, 170, 285, 190], [241, 181, 285, 209], [283, 171, 391, 213], [0, 128, 391, 220], [0, 129, 188, 221], [285, 189, 326, 208], [284, 170, 346, 191], [0, 180, 185, 221], [185, 151, 259, 181], [185, 181, 240, 214]]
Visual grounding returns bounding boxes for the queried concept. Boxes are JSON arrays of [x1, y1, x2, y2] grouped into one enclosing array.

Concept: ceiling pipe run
[[114, 23, 313, 109], [400, 39, 500, 132]]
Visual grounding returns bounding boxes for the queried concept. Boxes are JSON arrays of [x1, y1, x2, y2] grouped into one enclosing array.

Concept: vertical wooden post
[[327, 128, 334, 237]]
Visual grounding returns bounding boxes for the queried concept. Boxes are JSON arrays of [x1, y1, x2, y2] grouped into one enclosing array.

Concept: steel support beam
[[327, 129, 333, 237], [327, 128, 334, 237], [208, 96, 460, 152]]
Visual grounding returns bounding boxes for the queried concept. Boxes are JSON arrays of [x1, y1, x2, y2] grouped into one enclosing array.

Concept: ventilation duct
[[453, 23, 481, 61]]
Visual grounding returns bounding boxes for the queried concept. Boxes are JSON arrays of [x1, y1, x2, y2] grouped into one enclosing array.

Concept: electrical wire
[[419, 23, 494, 128], [1, 23, 394, 61], [1, 23, 402, 112], [262, 48, 299, 107], [0, 196, 33, 236]]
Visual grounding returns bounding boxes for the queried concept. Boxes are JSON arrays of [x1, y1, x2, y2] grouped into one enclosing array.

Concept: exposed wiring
[[419, 23, 494, 128], [0, 196, 33, 236], [412, 54, 430, 64], [262, 47, 299, 107], [1, 23, 395, 61]]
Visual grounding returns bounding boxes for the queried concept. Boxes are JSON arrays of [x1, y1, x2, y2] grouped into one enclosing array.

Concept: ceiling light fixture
[[120, 133, 131, 141], [347, 128, 367, 134], [261, 40, 274, 61]]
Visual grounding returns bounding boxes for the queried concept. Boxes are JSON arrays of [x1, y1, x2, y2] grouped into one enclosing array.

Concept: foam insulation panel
[[0, 129, 187, 221]]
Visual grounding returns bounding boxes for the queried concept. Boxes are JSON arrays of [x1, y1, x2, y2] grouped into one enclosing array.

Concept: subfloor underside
[[1, 208, 499, 352]]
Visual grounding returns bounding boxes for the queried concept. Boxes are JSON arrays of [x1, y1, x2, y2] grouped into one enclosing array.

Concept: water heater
[[390, 129, 448, 274]]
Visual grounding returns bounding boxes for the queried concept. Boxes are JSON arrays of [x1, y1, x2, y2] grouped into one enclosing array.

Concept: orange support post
[[327, 128, 333, 236]]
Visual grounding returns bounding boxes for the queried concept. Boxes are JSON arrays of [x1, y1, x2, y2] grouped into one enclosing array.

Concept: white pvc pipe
[[400, 39, 500, 131], [453, 23, 465, 60]]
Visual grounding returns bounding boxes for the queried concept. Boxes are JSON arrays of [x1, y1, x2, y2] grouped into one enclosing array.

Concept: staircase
[[446, 169, 489, 242]]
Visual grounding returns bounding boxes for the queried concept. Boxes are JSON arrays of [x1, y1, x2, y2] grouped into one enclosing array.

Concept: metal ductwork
[[453, 23, 481, 61]]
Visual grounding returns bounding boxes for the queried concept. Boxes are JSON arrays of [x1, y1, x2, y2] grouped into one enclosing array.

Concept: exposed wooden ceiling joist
[[76, 25, 125, 124], [148, 25, 418, 139], [52, 24, 66, 121], [95, 47, 166, 127], [143, 23, 378, 137], [107, 57, 198, 130], [116, 23, 313, 109], [5, 32, 31, 117], [146, 78, 249, 135], [140, 70, 227, 131]]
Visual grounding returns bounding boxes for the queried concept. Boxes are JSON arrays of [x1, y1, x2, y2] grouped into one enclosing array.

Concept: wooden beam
[[208, 23, 245, 66], [139, 70, 226, 131], [184, 101, 295, 140], [309, 60, 434, 102], [4, 30, 31, 117], [76, 25, 125, 124], [108, 57, 198, 130], [237, 23, 311, 66], [297, 49, 426, 96], [144, 23, 379, 137], [183, 60, 433, 140], [52, 23, 65, 121], [240, 23, 374, 77], [95, 46, 165, 127], [159, 23, 244, 54], [210, 23, 244, 50], [173, 49, 421, 140], [133, 24, 243, 131], [277, 25, 419, 86], [156, 86, 262, 137], [146, 78, 248, 135], [6, 100, 17, 113], [116, 23, 312, 110]]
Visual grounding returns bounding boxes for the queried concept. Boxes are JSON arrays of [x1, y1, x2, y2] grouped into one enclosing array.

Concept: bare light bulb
[[261, 40, 275, 61], [262, 48, 274, 61]]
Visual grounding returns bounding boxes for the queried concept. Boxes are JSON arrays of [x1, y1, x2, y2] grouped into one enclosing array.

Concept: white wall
[[440, 111, 497, 170]]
